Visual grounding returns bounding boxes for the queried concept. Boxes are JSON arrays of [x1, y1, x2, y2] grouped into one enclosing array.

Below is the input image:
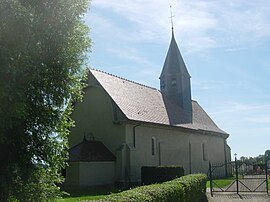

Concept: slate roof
[[160, 30, 190, 78], [89, 69, 228, 136], [69, 138, 116, 162]]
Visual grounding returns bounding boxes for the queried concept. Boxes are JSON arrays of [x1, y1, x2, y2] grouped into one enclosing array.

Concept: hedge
[[92, 173, 207, 202], [141, 165, 184, 185]]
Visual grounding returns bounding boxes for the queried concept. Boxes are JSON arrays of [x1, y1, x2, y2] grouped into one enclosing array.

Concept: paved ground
[[211, 175, 267, 192], [225, 175, 267, 192], [207, 175, 270, 201], [207, 192, 270, 202]]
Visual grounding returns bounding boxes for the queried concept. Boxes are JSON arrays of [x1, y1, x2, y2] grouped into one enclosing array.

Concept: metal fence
[[208, 155, 269, 196]]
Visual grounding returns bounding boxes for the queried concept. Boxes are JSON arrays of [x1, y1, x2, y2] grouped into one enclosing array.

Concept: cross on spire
[[169, 5, 175, 30]]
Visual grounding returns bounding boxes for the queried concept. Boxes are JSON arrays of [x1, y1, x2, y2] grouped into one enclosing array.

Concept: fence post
[[265, 152, 269, 195], [235, 156, 239, 194], [209, 161, 213, 197]]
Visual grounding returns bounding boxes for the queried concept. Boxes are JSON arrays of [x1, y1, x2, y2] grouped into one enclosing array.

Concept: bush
[[141, 165, 184, 185], [91, 173, 207, 202], [174, 174, 207, 201]]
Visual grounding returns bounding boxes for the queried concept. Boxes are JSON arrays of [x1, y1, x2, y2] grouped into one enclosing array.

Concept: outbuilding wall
[[66, 162, 115, 186]]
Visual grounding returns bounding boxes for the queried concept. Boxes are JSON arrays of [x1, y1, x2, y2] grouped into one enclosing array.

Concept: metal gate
[[208, 153, 269, 196]]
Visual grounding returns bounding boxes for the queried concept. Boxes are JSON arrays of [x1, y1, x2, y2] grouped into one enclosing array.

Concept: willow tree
[[0, 0, 90, 201]]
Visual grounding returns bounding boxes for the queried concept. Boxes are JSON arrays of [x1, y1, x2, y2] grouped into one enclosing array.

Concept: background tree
[[239, 151, 270, 166], [0, 0, 90, 201], [265, 150, 270, 160]]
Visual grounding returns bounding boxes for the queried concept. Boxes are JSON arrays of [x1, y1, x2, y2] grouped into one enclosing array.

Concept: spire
[[160, 31, 190, 78], [170, 5, 174, 31], [159, 25, 192, 123], [161, 5, 190, 79]]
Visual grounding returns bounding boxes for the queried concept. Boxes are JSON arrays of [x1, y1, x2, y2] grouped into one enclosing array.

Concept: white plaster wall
[[126, 124, 227, 182], [226, 144, 232, 163], [68, 79, 127, 184], [189, 132, 225, 173], [66, 162, 115, 186], [79, 162, 115, 186], [65, 162, 80, 185], [69, 85, 125, 155]]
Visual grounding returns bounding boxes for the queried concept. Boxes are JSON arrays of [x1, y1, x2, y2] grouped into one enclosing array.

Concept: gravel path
[[207, 192, 270, 202], [226, 175, 267, 192], [207, 175, 269, 201]]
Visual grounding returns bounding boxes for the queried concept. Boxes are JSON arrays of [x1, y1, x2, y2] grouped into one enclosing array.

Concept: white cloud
[[192, 80, 223, 91], [210, 102, 270, 115], [206, 101, 270, 157], [89, 0, 270, 52], [105, 47, 153, 67], [247, 115, 270, 124]]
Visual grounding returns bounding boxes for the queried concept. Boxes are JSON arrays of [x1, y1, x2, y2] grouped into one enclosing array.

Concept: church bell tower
[[159, 29, 192, 123]]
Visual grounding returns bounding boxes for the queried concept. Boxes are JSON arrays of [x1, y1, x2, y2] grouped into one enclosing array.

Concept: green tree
[[0, 0, 90, 201], [265, 150, 270, 160]]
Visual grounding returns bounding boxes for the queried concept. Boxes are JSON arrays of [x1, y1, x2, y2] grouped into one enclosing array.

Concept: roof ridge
[[90, 68, 158, 91]]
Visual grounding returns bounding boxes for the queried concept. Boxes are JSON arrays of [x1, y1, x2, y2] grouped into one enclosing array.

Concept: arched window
[[151, 137, 156, 156], [171, 78, 177, 87], [202, 143, 208, 161]]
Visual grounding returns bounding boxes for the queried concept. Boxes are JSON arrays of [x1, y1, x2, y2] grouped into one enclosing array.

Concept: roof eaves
[[122, 119, 229, 138]]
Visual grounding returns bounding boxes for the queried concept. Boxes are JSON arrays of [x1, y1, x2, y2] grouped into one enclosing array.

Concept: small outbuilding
[[66, 137, 116, 186]]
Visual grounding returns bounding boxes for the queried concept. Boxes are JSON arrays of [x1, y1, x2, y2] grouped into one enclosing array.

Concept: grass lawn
[[57, 187, 126, 202], [57, 195, 105, 202], [206, 177, 235, 188], [207, 176, 270, 188]]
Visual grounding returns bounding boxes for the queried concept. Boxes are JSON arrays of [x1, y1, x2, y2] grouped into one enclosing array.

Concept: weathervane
[[169, 5, 175, 30]]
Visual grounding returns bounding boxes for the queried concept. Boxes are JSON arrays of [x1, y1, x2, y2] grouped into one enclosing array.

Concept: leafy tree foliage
[[265, 150, 270, 160], [239, 150, 270, 165], [0, 0, 91, 201]]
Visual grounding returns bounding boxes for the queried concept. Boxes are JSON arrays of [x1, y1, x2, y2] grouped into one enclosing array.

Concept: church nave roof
[[88, 69, 228, 137]]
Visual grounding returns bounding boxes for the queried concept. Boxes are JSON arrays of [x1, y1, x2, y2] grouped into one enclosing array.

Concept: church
[[65, 29, 231, 187]]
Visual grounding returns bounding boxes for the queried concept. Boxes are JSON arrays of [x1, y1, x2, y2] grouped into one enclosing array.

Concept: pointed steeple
[[160, 30, 192, 123], [160, 30, 190, 78]]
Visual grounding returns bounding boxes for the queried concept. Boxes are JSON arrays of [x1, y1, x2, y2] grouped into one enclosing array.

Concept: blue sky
[[85, 0, 270, 158]]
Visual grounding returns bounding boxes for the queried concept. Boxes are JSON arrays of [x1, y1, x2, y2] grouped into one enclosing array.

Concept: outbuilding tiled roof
[[89, 69, 228, 136], [69, 138, 116, 162]]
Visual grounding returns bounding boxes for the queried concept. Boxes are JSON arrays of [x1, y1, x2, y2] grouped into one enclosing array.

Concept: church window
[[161, 80, 165, 89], [202, 143, 208, 161], [151, 137, 156, 156], [171, 79, 177, 87]]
